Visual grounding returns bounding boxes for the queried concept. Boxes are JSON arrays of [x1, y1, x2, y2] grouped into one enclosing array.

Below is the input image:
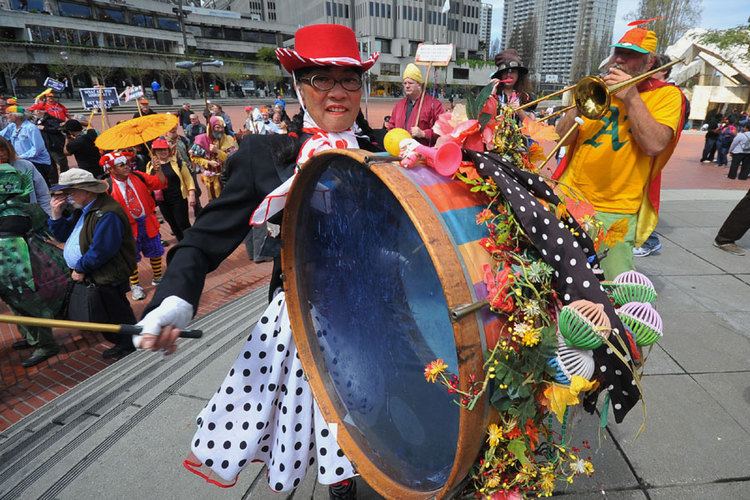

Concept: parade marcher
[[0, 106, 53, 185], [147, 138, 196, 241], [241, 106, 258, 135], [62, 119, 104, 178], [101, 151, 167, 301], [727, 122, 750, 180], [39, 91, 69, 122], [190, 116, 237, 200], [385, 63, 444, 146], [714, 189, 750, 256], [29, 102, 67, 185], [553, 24, 687, 279], [491, 49, 535, 121], [137, 24, 382, 497], [184, 114, 206, 145], [134, 97, 157, 118], [209, 103, 235, 136], [716, 118, 738, 167], [0, 136, 67, 367], [47, 168, 138, 360], [165, 125, 203, 216], [700, 112, 721, 163], [178, 102, 192, 130]]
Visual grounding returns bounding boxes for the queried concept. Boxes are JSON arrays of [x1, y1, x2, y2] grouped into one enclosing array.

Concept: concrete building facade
[[0, 0, 295, 98], [500, 0, 616, 90]]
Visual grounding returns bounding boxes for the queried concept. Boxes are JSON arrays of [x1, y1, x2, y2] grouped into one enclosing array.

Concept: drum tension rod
[[365, 154, 401, 164], [450, 299, 489, 322]]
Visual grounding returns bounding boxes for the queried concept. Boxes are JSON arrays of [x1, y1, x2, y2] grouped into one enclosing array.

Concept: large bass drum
[[282, 150, 506, 498]]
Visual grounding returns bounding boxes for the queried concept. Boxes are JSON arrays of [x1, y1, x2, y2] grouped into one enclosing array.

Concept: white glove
[[133, 295, 194, 348]]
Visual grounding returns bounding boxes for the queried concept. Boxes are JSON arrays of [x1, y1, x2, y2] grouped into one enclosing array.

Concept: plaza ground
[[0, 99, 748, 499]]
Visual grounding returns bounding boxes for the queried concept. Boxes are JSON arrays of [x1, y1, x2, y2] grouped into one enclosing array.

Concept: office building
[[268, 0, 490, 94], [0, 0, 295, 98], [500, 0, 617, 88], [479, 2, 492, 60]]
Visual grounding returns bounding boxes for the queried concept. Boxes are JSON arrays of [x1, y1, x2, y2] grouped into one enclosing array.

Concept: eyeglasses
[[299, 74, 363, 92]]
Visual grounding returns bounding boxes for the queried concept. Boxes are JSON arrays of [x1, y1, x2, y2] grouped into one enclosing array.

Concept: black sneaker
[[12, 339, 32, 350], [102, 345, 136, 359], [329, 479, 357, 500]]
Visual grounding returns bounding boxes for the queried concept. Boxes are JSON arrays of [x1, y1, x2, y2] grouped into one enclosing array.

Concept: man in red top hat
[[553, 22, 686, 279], [101, 150, 168, 301]]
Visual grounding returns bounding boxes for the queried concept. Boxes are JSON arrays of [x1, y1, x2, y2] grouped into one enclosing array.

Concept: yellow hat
[[402, 63, 423, 84]]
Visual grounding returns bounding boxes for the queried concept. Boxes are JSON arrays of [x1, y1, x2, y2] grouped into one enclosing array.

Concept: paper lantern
[[617, 301, 663, 346]]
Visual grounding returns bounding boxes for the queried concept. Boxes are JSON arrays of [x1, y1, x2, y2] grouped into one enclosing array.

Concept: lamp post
[[176, 59, 223, 110]]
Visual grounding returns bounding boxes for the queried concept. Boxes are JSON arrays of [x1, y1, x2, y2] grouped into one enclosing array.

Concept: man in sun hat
[[47, 168, 138, 359], [552, 20, 687, 279], [386, 62, 444, 145]]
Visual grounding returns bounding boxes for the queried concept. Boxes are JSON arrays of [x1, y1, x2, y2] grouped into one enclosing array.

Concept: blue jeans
[[642, 232, 661, 250]]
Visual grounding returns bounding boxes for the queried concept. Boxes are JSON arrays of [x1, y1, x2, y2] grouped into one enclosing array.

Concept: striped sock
[[150, 257, 163, 281], [129, 270, 139, 287]]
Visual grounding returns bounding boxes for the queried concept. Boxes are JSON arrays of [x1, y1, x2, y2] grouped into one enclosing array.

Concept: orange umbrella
[[95, 113, 178, 151]]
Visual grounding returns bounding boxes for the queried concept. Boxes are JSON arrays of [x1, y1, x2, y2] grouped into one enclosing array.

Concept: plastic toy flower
[[487, 423, 503, 447], [483, 264, 516, 313], [424, 359, 448, 383]]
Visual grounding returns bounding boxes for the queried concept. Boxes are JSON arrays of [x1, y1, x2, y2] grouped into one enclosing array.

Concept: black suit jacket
[[146, 133, 382, 316]]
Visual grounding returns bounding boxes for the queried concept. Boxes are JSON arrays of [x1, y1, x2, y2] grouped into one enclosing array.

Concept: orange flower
[[527, 142, 546, 164], [483, 264, 516, 313], [602, 218, 630, 248], [524, 419, 540, 450], [521, 118, 559, 142], [476, 208, 494, 225], [505, 426, 522, 440], [458, 161, 481, 181], [424, 359, 448, 383]]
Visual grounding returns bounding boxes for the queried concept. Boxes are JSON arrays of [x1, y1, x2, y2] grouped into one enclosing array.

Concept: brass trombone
[[525, 58, 682, 166]]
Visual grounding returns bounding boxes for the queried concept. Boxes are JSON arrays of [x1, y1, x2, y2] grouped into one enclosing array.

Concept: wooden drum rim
[[282, 149, 488, 499]]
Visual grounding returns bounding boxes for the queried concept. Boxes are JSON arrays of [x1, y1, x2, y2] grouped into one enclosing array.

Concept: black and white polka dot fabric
[[190, 293, 355, 491], [468, 150, 640, 422]]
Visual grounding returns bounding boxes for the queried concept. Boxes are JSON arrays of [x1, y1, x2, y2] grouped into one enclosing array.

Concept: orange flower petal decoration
[[521, 118, 559, 143], [458, 161, 481, 181], [527, 142, 546, 164], [602, 217, 630, 248], [555, 203, 569, 221]]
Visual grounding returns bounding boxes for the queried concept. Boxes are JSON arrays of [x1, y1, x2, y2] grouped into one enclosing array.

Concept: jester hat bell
[[275, 24, 380, 73]]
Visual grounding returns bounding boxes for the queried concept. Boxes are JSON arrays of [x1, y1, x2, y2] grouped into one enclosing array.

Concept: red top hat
[[276, 24, 379, 74]]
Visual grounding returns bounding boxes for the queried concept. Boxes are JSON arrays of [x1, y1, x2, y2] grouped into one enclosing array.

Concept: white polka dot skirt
[[187, 293, 356, 492]]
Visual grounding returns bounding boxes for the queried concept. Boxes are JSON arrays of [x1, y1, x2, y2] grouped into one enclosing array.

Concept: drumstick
[[0, 314, 203, 339]]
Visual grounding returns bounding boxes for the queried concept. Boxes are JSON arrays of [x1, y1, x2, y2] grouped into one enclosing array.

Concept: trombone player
[[552, 23, 687, 279]]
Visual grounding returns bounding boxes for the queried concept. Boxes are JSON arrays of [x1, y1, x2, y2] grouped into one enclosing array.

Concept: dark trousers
[[716, 189, 750, 245], [701, 136, 717, 161], [717, 144, 731, 166], [728, 153, 750, 180], [49, 150, 68, 185], [31, 161, 53, 187], [159, 197, 191, 241], [97, 282, 137, 350]]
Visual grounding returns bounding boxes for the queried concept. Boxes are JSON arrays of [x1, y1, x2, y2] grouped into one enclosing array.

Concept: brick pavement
[[0, 213, 271, 431]]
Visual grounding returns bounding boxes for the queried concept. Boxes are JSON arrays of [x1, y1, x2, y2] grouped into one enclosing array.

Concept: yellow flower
[[487, 423, 503, 447], [539, 471, 555, 496], [423, 359, 448, 383], [514, 322, 542, 347], [485, 475, 501, 488], [583, 460, 595, 476]]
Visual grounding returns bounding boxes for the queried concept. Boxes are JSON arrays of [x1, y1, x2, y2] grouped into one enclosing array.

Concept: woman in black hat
[[490, 48, 535, 121]]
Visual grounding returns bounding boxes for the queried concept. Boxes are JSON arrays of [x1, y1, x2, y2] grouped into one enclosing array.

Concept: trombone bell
[[573, 76, 611, 120]]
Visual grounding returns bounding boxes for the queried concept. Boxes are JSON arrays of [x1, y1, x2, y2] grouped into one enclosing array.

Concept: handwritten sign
[[43, 77, 65, 92], [415, 44, 454, 66], [119, 85, 144, 102], [79, 87, 120, 110]]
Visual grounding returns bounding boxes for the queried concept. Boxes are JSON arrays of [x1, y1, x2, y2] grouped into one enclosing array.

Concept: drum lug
[[450, 300, 489, 321]]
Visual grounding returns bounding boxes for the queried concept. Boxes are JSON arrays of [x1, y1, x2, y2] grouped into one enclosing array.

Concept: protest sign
[[79, 87, 120, 110]]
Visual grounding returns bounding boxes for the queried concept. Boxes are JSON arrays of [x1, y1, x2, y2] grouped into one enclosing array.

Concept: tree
[[625, 0, 702, 51], [259, 63, 283, 92], [125, 66, 150, 90], [256, 47, 277, 63], [48, 53, 84, 90], [160, 59, 185, 90], [90, 65, 116, 86], [699, 22, 750, 62], [507, 15, 538, 70], [217, 63, 245, 92], [0, 60, 26, 95]]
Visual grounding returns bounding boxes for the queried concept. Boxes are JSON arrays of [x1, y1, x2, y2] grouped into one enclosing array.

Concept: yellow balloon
[[384, 128, 412, 156]]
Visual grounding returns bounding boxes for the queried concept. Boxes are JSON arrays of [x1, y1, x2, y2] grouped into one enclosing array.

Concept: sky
[[489, 0, 749, 47]]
